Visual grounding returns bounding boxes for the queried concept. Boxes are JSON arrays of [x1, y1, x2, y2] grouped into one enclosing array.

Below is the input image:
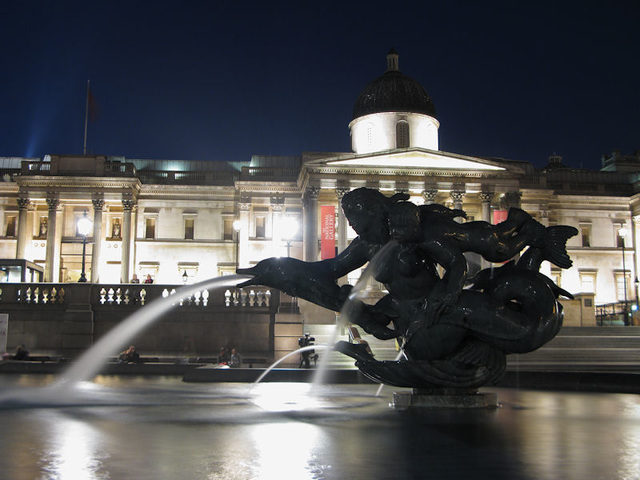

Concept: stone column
[[238, 197, 251, 268], [479, 191, 494, 223], [633, 215, 640, 302], [120, 198, 136, 284], [449, 188, 466, 222], [335, 187, 350, 254], [271, 195, 284, 257], [422, 188, 438, 205], [44, 196, 60, 282], [91, 197, 104, 283], [303, 186, 320, 262], [15, 197, 30, 259]]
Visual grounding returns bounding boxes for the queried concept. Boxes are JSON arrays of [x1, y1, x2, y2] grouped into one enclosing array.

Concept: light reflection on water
[[2, 376, 640, 479]]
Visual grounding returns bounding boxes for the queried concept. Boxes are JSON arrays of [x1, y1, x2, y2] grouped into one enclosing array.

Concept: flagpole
[[83, 79, 90, 155]]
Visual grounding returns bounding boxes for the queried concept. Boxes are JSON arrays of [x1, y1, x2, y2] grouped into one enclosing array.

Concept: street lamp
[[233, 220, 241, 269], [182, 270, 188, 284], [619, 227, 629, 325], [77, 210, 93, 283], [282, 216, 299, 257]]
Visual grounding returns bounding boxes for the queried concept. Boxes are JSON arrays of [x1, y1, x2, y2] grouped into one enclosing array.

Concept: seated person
[[228, 348, 242, 368], [118, 345, 141, 364], [13, 344, 29, 360]]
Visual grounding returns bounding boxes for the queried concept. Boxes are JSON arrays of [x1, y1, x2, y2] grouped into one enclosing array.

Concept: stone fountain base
[[390, 387, 498, 410]]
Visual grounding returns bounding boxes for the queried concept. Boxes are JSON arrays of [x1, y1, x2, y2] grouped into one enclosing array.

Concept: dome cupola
[[349, 49, 440, 154]]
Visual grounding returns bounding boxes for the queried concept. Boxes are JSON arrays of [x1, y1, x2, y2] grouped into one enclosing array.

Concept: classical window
[[580, 224, 591, 247], [184, 218, 195, 240], [223, 218, 234, 240], [145, 217, 156, 239], [4, 215, 16, 237], [396, 121, 410, 148], [579, 271, 596, 293], [615, 271, 630, 302], [255, 216, 266, 238], [615, 224, 627, 248]]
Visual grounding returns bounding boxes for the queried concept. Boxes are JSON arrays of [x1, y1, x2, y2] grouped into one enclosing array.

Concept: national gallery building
[[1, 50, 639, 327]]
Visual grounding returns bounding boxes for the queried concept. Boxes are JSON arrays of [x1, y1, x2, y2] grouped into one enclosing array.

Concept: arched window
[[396, 121, 410, 148]]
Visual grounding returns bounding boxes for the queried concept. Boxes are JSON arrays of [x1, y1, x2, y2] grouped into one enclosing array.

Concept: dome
[[352, 50, 437, 121]]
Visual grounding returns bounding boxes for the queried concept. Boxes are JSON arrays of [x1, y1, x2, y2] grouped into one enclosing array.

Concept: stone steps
[[305, 324, 640, 369]]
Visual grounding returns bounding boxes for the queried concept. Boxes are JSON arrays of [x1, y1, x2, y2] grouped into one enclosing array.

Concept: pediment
[[305, 148, 516, 173]]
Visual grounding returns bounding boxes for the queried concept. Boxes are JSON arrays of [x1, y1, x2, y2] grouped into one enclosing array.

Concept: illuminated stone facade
[[0, 51, 638, 324]]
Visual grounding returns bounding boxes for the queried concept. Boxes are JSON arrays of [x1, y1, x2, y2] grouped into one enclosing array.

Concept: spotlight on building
[[282, 216, 299, 257]]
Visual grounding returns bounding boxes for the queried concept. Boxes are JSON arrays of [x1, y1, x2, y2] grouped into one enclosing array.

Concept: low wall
[[0, 283, 278, 359]]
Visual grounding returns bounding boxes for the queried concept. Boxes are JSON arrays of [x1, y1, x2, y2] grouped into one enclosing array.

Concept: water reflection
[[2, 377, 640, 479], [251, 423, 327, 479], [40, 413, 108, 479]]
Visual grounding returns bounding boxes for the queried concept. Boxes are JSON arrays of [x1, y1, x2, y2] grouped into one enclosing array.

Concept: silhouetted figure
[[13, 344, 29, 360], [298, 333, 318, 368], [118, 345, 141, 364], [217, 347, 230, 365]]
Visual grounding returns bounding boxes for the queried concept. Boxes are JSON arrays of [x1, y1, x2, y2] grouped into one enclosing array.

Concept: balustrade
[[0, 283, 277, 312]]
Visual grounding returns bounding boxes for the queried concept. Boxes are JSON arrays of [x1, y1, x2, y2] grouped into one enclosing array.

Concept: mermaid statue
[[238, 188, 577, 389]]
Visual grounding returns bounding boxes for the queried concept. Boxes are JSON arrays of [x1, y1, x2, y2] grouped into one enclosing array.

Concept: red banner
[[321, 206, 336, 259], [493, 210, 508, 225]]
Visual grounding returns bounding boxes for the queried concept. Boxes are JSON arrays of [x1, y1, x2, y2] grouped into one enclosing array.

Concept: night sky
[[1, 1, 638, 171]]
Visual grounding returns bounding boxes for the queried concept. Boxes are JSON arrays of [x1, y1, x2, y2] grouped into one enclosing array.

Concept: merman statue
[[238, 188, 577, 388]]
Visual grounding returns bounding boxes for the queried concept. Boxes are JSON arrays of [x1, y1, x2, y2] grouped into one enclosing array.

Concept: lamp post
[[635, 277, 639, 313], [182, 270, 188, 284], [282, 216, 299, 257], [233, 220, 241, 269], [77, 210, 93, 283], [619, 227, 629, 325]]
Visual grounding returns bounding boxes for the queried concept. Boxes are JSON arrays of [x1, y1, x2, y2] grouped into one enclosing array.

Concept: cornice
[[235, 181, 300, 194], [17, 176, 141, 191], [304, 165, 519, 179]]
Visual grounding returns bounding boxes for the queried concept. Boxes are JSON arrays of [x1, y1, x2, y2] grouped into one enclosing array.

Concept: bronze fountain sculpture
[[238, 188, 577, 390]]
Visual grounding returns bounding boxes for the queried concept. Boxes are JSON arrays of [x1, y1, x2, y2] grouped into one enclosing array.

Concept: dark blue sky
[[1, 1, 638, 170]]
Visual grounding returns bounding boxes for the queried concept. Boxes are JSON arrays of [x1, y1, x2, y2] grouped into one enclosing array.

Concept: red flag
[[87, 87, 99, 121]]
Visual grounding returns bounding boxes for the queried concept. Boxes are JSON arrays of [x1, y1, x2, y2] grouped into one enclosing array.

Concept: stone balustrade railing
[[0, 283, 278, 312]]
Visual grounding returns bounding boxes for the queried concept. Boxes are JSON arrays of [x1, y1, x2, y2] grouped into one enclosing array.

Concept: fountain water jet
[[53, 274, 252, 388]]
